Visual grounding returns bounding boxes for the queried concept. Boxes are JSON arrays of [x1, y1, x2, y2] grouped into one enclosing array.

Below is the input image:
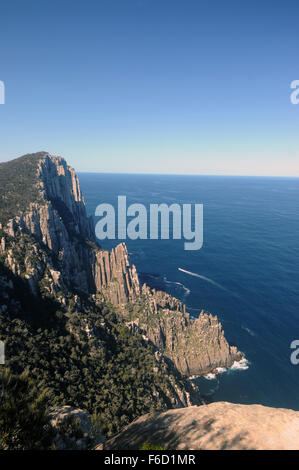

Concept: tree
[[0, 368, 54, 450]]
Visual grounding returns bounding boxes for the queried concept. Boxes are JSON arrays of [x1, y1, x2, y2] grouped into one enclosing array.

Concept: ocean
[[79, 173, 299, 410]]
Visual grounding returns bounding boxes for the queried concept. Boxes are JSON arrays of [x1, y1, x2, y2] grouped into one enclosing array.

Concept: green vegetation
[[140, 442, 166, 450], [0, 270, 187, 438], [0, 152, 47, 224], [54, 415, 94, 450], [0, 368, 54, 450]]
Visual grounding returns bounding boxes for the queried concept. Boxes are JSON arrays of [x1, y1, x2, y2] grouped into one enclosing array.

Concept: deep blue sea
[[79, 173, 299, 410]]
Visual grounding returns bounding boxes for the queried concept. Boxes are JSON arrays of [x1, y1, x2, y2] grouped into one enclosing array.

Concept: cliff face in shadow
[[0, 152, 242, 378]]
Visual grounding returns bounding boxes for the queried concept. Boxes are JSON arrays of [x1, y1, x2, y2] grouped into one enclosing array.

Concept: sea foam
[[229, 357, 249, 371]]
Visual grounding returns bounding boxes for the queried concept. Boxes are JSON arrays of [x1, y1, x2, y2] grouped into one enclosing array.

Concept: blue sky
[[0, 0, 299, 175]]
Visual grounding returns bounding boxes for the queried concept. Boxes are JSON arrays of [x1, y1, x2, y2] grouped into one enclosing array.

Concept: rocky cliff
[[125, 285, 242, 376], [0, 152, 242, 377], [0, 153, 141, 303], [97, 401, 299, 450]]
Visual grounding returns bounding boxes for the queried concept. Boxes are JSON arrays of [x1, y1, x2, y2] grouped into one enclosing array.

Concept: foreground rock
[[97, 401, 299, 450], [49, 406, 105, 450]]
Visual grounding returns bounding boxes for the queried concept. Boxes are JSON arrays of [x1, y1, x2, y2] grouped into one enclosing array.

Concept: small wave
[[200, 358, 249, 381], [241, 326, 256, 337], [202, 366, 228, 380], [163, 276, 191, 298], [142, 272, 191, 301], [203, 373, 217, 380], [229, 357, 249, 371], [178, 283, 191, 297]]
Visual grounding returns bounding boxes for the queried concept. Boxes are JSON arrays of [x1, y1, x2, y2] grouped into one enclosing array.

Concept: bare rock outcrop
[[49, 406, 104, 450], [92, 243, 141, 304], [97, 401, 299, 450], [126, 285, 242, 376]]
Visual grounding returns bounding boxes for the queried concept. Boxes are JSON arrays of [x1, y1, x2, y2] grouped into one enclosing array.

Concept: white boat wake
[[178, 268, 231, 293]]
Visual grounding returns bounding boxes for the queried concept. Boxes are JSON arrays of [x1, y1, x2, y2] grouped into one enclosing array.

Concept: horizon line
[[77, 171, 299, 178]]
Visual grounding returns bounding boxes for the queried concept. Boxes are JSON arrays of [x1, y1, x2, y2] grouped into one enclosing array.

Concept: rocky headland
[[0, 152, 242, 377]]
